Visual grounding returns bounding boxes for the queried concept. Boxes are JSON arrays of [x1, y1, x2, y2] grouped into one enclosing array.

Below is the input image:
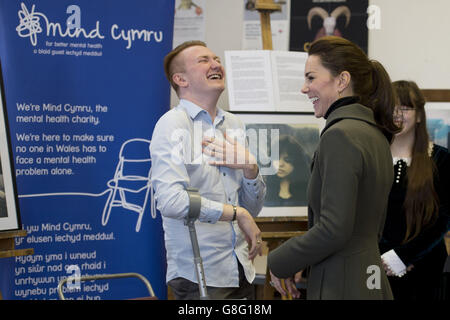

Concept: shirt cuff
[[198, 197, 223, 224], [381, 249, 407, 277], [242, 172, 264, 191]]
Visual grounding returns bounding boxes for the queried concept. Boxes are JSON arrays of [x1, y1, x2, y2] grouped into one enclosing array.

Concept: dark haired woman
[[264, 135, 311, 207], [379, 80, 449, 300], [268, 36, 399, 299]]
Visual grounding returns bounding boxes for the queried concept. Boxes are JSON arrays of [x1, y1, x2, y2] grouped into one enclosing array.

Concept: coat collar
[[321, 103, 377, 137]]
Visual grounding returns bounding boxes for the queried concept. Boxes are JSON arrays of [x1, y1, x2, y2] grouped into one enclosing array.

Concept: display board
[[0, 0, 174, 300]]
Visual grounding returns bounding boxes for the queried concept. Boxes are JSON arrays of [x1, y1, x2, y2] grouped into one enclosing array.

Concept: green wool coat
[[268, 104, 394, 300]]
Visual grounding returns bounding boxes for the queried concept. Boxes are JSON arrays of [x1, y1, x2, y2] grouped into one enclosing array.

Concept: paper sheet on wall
[[272, 51, 310, 111], [173, 0, 206, 48], [242, 0, 290, 51], [225, 50, 275, 111], [225, 50, 312, 112]]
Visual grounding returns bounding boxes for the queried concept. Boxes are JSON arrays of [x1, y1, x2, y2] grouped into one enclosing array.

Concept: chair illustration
[[101, 138, 155, 232], [57, 272, 157, 300]]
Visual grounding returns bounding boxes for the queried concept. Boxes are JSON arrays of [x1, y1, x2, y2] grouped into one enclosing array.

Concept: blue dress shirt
[[150, 99, 266, 287]]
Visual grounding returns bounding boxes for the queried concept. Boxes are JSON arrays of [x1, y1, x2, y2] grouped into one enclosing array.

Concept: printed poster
[[0, 0, 174, 300]]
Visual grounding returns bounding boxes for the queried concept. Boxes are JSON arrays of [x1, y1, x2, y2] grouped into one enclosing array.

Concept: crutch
[[185, 188, 209, 300]]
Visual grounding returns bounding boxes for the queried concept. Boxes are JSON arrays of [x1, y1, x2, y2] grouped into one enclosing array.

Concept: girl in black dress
[[379, 80, 449, 300]]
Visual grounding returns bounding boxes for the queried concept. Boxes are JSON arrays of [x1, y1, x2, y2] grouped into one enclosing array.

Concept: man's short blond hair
[[163, 40, 207, 93]]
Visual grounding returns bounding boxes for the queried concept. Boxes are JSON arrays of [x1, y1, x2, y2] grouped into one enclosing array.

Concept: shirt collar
[[179, 99, 225, 124]]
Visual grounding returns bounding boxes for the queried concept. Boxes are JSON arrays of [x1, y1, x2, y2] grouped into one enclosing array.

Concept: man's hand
[[220, 204, 262, 261], [236, 207, 263, 261], [202, 133, 258, 179]]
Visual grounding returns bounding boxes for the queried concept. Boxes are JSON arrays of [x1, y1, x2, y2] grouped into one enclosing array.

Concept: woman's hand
[[269, 270, 301, 299]]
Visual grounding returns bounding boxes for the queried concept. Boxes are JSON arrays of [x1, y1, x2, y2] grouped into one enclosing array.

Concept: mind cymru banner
[[0, 0, 174, 299]]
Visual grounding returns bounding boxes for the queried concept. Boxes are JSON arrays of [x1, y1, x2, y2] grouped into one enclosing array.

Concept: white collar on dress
[[392, 142, 433, 166]]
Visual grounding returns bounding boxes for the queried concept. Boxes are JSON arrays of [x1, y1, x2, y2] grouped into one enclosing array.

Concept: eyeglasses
[[396, 105, 415, 112]]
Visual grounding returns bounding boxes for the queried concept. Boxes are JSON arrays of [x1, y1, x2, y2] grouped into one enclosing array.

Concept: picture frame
[[425, 102, 450, 149], [0, 62, 21, 231], [234, 112, 324, 217], [289, 0, 369, 53]]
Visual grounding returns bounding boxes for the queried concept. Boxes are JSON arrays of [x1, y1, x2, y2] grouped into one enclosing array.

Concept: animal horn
[[331, 6, 351, 27], [307, 7, 329, 30]]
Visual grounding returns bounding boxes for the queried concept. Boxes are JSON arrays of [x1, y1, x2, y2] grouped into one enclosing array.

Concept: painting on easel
[[234, 112, 324, 217], [0, 63, 21, 231]]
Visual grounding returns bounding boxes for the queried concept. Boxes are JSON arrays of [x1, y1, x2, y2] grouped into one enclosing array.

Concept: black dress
[[379, 144, 449, 300]]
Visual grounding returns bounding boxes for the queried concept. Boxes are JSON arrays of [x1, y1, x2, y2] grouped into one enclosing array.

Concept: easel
[[255, 217, 308, 300], [253, 0, 307, 300], [0, 230, 34, 299], [255, 0, 281, 50]]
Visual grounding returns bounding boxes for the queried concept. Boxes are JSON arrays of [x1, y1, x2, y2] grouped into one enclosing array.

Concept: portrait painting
[[236, 112, 324, 217]]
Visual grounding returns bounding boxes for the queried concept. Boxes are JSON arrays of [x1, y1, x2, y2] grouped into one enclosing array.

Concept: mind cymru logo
[[15, 2, 104, 47], [14, 2, 164, 50], [16, 3, 45, 46]]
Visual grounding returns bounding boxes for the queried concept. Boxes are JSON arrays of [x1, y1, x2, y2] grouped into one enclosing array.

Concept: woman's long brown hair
[[392, 80, 438, 243]]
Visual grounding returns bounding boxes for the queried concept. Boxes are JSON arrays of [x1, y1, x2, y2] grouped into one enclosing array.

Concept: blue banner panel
[[0, 0, 174, 299]]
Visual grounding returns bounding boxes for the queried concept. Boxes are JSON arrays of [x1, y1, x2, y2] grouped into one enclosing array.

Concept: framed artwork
[[425, 102, 450, 149], [289, 0, 369, 53], [0, 65, 21, 231], [235, 112, 324, 217]]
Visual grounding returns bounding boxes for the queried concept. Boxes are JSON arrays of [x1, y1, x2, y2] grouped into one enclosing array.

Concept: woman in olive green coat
[[268, 36, 399, 300]]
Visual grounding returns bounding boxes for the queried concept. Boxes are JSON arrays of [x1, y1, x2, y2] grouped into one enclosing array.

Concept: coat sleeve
[[268, 128, 362, 278]]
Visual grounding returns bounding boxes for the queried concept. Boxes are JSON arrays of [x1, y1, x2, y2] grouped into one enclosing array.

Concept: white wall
[[170, 0, 244, 109], [171, 0, 450, 110], [369, 0, 450, 89]]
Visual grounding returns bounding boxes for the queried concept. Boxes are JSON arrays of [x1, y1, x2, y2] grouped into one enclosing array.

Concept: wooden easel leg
[[281, 280, 292, 300], [259, 12, 273, 50]]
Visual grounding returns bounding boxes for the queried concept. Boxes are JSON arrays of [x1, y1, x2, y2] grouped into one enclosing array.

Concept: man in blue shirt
[[150, 41, 266, 299]]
